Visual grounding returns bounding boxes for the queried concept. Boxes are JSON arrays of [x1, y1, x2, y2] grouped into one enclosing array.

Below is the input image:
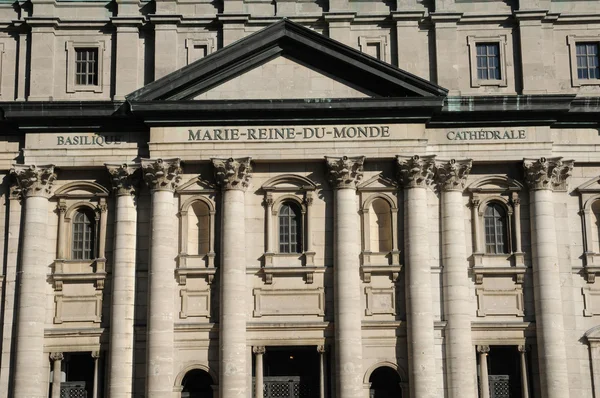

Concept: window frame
[[358, 36, 388, 62], [185, 38, 215, 65], [71, 207, 98, 260], [567, 35, 600, 87], [483, 201, 510, 255], [278, 201, 303, 254], [66, 40, 105, 93], [467, 35, 508, 88]]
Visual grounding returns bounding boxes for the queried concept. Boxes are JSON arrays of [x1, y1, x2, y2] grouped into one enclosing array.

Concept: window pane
[[74, 48, 99, 86]]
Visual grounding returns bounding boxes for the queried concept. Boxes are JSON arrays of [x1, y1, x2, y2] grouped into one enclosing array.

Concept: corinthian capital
[[397, 155, 436, 188], [523, 157, 574, 191], [212, 157, 252, 190], [325, 156, 365, 189], [11, 164, 56, 198], [106, 163, 140, 196], [141, 158, 182, 192], [434, 159, 472, 192]]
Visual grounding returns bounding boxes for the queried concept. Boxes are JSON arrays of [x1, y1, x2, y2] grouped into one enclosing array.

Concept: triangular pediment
[[127, 19, 447, 102], [357, 173, 397, 190], [176, 176, 218, 193]]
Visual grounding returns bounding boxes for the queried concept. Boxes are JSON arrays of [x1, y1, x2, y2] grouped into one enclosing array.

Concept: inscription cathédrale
[[187, 125, 391, 141], [446, 129, 526, 141]]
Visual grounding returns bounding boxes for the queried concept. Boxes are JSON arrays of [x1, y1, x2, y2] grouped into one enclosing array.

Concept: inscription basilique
[[446, 129, 526, 141], [187, 126, 391, 141], [57, 134, 123, 146]]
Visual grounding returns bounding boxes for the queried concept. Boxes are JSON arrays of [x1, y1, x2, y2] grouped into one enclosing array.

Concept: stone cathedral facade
[[0, 0, 599, 396]]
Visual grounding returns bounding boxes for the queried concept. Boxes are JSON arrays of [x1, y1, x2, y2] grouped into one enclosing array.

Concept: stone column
[[523, 157, 572, 398], [92, 351, 100, 398], [50, 352, 63, 398], [477, 345, 490, 398], [212, 157, 252, 398], [253, 346, 265, 398], [397, 155, 437, 398], [106, 163, 140, 398], [318, 345, 327, 398], [325, 155, 365, 398], [434, 159, 476, 398], [141, 158, 182, 397], [518, 345, 530, 398], [11, 164, 56, 398]]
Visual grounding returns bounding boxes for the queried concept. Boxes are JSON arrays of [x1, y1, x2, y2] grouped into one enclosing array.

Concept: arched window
[[484, 203, 508, 254], [187, 201, 210, 256], [279, 202, 302, 253], [181, 369, 214, 398], [72, 209, 96, 260], [369, 366, 402, 398], [369, 198, 392, 252]]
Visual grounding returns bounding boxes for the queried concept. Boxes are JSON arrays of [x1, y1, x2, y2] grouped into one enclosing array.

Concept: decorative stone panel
[[252, 288, 324, 317], [364, 287, 396, 316], [54, 293, 102, 324], [475, 288, 524, 317], [179, 289, 211, 319]]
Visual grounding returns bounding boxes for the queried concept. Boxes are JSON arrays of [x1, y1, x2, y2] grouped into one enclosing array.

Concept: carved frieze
[[11, 164, 57, 198], [106, 163, 140, 196], [396, 155, 436, 188], [141, 158, 182, 192], [325, 156, 365, 189], [212, 157, 252, 190], [434, 159, 472, 192], [523, 157, 574, 191]]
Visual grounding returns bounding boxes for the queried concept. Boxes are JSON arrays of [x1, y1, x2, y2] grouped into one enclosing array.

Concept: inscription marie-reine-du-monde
[[187, 126, 391, 141]]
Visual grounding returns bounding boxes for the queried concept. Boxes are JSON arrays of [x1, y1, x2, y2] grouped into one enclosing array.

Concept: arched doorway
[[369, 366, 402, 398], [181, 369, 213, 398]]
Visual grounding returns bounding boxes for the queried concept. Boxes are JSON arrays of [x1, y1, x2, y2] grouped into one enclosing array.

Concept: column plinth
[[326, 155, 364, 398], [524, 157, 572, 398], [11, 164, 56, 398], [142, 158, 181, 397], [397, 155, 437, 398], [106, 163, 140, 398], [213, 157, 252, 398], [435, 159, 476, 398]]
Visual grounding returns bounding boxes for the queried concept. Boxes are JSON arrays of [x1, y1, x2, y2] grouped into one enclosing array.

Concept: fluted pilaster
[[326, 155, 364, 398]]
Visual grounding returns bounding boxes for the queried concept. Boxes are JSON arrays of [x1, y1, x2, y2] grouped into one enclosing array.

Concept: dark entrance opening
[[369, 366, 402, 398], [487, 346, 521, 398], [255, 346, 319, 398], [181, 369, 214, 398]]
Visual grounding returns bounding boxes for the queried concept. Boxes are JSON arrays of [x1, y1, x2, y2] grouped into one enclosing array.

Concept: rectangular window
[[476, 43, 501, 80], [576, 42, 600, 80], [75, 48, 98, 86]]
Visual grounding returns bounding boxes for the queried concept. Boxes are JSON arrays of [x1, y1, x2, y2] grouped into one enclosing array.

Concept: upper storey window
[[567, 36, 600, 87], [72, 209, 96, 260], [75, 48, 99, 86], [476, 43, 501, 80], [576, 43, 600, 80], [467, 36, 508, 88], [484, 203, 508, 254], [279, 202, 302, 254]]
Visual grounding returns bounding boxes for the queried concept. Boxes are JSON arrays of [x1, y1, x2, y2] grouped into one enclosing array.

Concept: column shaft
[[51, 354, 63, 398], [254, 349, 264, 398], [146, 189, 177, 396], [220, 188, 247, 397], [530, 189, 569, 398], [478, 347, 490, 398], [334, 187, 363, 398], [519, 346, 530, 398], [13, 195, 51, 398], [442, 189, 476, 398], [108, 193, 137, 397], [405, 187, 436, 398]]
